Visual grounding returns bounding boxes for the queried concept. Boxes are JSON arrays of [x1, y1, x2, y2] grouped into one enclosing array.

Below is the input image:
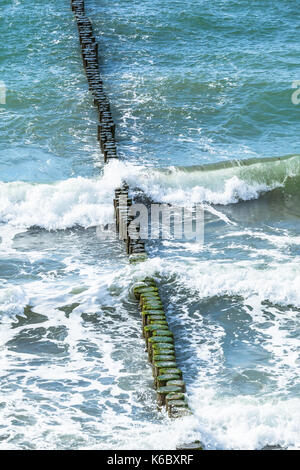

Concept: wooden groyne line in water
[[70, 0, 192, 421], [114, 189, 191, 419], [134, 278, 190, 418], [71, 0, 117, 163]]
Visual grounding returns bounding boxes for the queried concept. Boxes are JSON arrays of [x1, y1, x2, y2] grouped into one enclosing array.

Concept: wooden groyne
[[134, 278, 191, 418], [70, 0, 191, 420], [113, 189, 191, 418], [71, 0, 117, 163]]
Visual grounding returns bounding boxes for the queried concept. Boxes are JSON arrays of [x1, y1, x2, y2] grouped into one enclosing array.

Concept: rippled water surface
[[0, 0, 299, 450]]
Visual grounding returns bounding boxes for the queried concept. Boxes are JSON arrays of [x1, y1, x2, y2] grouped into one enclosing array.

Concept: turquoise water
[[0, 0, 299, 449], [91, 0, 300, 166]]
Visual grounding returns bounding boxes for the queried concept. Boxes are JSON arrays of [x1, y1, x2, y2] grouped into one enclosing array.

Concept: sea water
[[0, 0, 299, 449]]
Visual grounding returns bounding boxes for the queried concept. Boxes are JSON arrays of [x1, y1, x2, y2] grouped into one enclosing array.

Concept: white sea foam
[[0, 285, 29, 320], [1, 155, 299, 450], [1, 156, 299, 235], [137, 255, 300, 308], [125, 155, 300, 206], [189, 393, 300, 450], [134, 173, 272, 205], [124, 254, 300, 450], [0, 254, 203, 450], [0, 239, 299, 450], [0, 160, 136, 231]]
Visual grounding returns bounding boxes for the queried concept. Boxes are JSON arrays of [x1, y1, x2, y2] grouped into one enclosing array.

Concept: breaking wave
[[128, 154, 300, 206], [1, 155, 300, 232]]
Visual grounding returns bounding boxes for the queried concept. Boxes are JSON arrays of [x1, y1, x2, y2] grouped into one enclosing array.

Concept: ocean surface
[[0, 0, 299, 450]]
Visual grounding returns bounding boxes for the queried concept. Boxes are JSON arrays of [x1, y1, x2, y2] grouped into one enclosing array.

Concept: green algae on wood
[[156, 374, 181, 388], [148, 336, 174, 344], [148, 337, 174, 360], [165, 392, 185, 401], [150, 343, 175, 361], [147, 314, 166, 322], [144, 324, 169, 332], [134, 286, 158, 295], [149, 320, 168, 326], [153, 354, 176, 362], [142, 301, 163, 308], [134, 288, 158, 299], [139, 291, 160, 300], [166, 380, 186, 392], [176, 441, 203, 451], [144, 324, 169, 343], [140, 295, 160, 305], [144, 324, 169, 341], [166, 400, 189, 416], [148, 337, 174, 357], [143, 308, 165, 316], [132, 283, 151, 297], [151, 346, 175, 359], [141, 310, 165, 326], [140, 295, 161, 308], [159, 367, 182, 377], [153, 361, 178, 378], [143, 305, 164, 312], [157, 385, 183, 406], [139, 289, 159, 296], [169, 407, 192, 419], [131, 269, 190, 417], [153, 360, 177, 369], [143, 298, 163, 304], [167, 399, 188, 409], [141, 309, 165, 316], [152, 330, 173, 337], [152, 343, 175, 351], [129, 253, 148, 264]]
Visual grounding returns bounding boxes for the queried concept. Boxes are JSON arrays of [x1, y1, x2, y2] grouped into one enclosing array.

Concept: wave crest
[[128, 154, 300, 206]]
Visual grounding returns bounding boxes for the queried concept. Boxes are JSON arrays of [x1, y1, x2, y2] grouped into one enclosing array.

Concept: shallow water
[[0, 0, 299, 450]]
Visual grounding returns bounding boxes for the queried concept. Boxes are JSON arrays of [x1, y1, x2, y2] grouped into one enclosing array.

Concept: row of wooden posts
[[71, 0, 117, 162], [133, 278, 191, 418], [70, 0, 191, 419]]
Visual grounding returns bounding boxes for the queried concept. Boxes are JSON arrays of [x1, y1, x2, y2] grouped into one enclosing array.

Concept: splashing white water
[[0, 161, 135, 230], [2, 155, 300, 236]]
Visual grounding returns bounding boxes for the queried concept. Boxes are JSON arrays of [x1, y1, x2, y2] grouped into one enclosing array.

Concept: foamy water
[[0, 0, 299, 450]]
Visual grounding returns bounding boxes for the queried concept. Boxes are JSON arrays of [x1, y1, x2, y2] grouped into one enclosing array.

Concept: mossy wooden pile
[[71, 0, 117, 163], [133, 279, 191, 418]]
